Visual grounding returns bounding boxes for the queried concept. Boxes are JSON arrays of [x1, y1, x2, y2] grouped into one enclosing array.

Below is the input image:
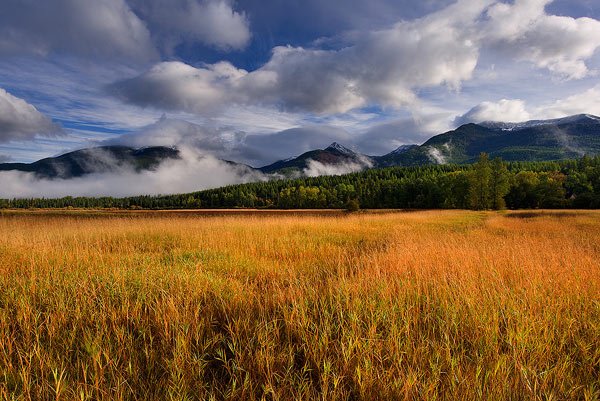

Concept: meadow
[[0, 209, 598, 400]]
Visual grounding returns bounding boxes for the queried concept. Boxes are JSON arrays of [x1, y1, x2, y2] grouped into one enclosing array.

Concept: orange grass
[[0, 210, 599, 400]]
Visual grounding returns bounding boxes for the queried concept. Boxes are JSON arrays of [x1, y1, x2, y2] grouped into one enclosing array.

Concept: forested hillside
[[3, 154, 600, 210]]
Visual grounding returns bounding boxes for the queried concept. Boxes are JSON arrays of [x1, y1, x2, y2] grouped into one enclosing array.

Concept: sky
[[1, 0, 600, 196]]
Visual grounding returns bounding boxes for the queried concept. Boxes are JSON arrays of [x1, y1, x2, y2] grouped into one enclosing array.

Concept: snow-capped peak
[[325, 142, 355, 155], [390, 144, 417, 155], [479, 114, 600, 131]]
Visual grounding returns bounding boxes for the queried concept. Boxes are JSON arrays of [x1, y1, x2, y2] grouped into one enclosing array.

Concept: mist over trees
[[2, 154, 600, 210]]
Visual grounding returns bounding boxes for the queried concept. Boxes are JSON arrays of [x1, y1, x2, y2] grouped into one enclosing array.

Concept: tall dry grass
[[0, 210, 598, 400]]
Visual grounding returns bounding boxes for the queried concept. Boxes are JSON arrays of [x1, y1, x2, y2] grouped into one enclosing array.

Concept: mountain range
[[1, 114, 599, 180]]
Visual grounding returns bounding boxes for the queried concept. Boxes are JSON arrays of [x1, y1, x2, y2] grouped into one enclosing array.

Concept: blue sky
[[1, 0, 600, 167]]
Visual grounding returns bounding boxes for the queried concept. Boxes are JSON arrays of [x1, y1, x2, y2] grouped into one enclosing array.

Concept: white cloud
[[456, 84, 600, 125], [128, 0, 251, 51], [535, 85, 600, 118], [0, 88, 63, 143], [484, 0, 600, 79], [427, 147, 447, 164], [0, 148, 266, 198], [109, 0, 600, 116], [0, 142, 377, 198], [109, 0, 489, 114], [109, 117, 247, 160], [303, 159, 370, 177], [455, 99, 531, 125], [109, 61, 247, 115], [454, 83, 600, 127]]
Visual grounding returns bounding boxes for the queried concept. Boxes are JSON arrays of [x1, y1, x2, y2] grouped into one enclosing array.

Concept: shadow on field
[[0, 208, 418, 219], [505, 211, 584, 219]]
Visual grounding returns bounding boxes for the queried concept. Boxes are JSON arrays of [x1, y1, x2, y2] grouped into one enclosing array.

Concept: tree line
[[2, 154, 600, 210]]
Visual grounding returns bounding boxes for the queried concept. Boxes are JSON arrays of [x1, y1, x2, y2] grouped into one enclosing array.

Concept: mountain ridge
[[1, 114, 599, 179], [0, 146, 180, 179]]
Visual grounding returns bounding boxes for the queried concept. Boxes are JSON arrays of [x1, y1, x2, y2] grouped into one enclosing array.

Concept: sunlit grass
[[0, 210, 599, 400]]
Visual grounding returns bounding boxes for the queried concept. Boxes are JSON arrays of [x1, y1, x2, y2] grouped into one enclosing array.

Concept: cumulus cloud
[[454, 99, 531, 125], [0, 88, 63, 143], [109, 61, 246, 114], [484, 0, 600, 79], [455, 85, 600, 126], [109, 0, 488, 114], [0, 148, 266, 198], [128, 0, 251, 51], [108, 0, 600, 115], [535, 85, 600, 118], [0, 0, 157, 62]]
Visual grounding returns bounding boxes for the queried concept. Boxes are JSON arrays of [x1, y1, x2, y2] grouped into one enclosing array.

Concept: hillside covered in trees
[[3, 154, 600, 210]]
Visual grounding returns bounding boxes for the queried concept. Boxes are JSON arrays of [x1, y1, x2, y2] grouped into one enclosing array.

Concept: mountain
[[2, 114, 599, 181], [375, 114, 600, 166], [373, 144, 419, 167], [0, 146, 180, 179], [259, 142, 373, 175]]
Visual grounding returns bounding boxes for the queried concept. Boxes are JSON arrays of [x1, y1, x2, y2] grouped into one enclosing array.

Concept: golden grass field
[[0, 209, 598, 400]]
